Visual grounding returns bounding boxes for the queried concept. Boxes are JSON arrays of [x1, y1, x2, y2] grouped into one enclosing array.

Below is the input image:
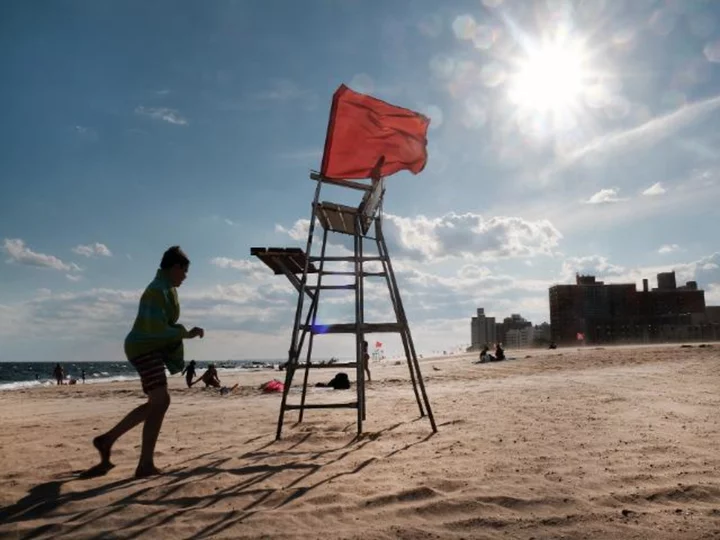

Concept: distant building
[[470, 308, 496, 349], [505, 326, 535, 348], [470, 309, 550, 349], [549, 271, 719, 344], [533, 322, 551, 343], [496, 313, 532, 345]]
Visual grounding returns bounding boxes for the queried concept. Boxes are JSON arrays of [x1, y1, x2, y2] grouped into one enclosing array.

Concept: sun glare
[[508, 41, 589, 115]]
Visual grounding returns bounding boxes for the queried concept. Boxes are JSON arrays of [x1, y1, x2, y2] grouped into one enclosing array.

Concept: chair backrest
[[358, 177, 384, 235]]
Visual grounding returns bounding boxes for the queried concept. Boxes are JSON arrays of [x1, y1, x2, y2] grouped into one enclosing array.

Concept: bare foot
[[135, 464, 162, 478], [93, 435, 113, 467]]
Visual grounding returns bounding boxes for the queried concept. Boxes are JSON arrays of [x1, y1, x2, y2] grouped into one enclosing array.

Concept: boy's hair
[[160, 246, 190, 270]]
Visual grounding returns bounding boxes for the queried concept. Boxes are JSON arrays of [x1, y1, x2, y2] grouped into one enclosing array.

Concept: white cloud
[[72, 242, 112, 257], [642, 182, 667, 196], [274, 213, 562, 263], [550, 93, 720, 174], [134, 106, 188, 126], [73, 125, 98, 140], [275, 219, 311, 241], [560, 255, 626, 281], [558, 252, 720, 294], [255, 79, 311, 102], [66, 274, 82, 282], [210, 257, 266, 275], [3, 238, 80, 272], [382, 212, 562, 262], [706, 283, 720, 303], [658, 244, 680, 254], [583, 188, 627, 204]]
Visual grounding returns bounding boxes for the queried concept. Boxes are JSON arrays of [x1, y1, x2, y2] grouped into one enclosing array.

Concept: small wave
[[215, 365, 276, 375], [0, 374, 140, 391], [0, 380, 54, 391]]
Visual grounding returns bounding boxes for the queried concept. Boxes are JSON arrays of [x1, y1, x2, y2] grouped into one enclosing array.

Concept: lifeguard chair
[[251, 85, 437, 439]]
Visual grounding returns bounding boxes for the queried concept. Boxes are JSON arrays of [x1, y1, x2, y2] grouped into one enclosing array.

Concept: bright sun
[[508, 41, 589, 114]]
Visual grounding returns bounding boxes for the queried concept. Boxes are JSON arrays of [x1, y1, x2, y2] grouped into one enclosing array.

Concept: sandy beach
[[1, 344, 719, 539]]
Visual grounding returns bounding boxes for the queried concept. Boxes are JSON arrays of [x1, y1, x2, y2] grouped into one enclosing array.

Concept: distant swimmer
[[52, 363, 64, 385]]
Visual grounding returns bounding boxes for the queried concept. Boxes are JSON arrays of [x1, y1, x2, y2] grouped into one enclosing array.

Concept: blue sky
[[1, 0, 719, 362]]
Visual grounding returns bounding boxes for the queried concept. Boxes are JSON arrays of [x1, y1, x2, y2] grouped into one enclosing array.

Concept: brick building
[[549, 271, 716, 344]]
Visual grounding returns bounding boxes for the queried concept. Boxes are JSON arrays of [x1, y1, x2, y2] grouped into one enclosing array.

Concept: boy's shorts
[[129, 351, 167, 394]]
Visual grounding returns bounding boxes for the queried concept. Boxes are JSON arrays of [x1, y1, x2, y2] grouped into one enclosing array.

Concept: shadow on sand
[[0, 423, 435, 540]]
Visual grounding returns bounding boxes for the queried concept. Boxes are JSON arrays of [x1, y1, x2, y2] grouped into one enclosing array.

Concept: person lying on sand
[[315, 372, 351, 390], [220, 383, 239, 396], [90, 246, 204, 479]]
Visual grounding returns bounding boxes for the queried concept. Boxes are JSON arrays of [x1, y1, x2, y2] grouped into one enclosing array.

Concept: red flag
[[576, 332, 585, 341], [375, 341, 383, 348], [321, 84, 430, 180]]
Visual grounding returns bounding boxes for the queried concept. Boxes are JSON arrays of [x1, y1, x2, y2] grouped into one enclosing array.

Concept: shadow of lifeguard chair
[[251, 88, 437, 440]]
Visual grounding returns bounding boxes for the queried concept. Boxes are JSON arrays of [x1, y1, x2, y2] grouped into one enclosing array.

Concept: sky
[[1, 0, 719, 363]]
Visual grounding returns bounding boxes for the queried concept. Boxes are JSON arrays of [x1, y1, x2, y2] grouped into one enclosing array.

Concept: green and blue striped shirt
[[124, 269, 189, 374]]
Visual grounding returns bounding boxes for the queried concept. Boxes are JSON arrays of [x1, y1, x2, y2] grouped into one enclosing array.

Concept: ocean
[[0, 360, 284, 391]]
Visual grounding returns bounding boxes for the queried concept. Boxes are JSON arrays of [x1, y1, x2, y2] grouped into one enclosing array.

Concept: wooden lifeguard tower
[[251, 85, 437, 439]]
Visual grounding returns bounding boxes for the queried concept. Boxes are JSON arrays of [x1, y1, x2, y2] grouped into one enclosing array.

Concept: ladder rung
[[300, 322, 403, 334], [285, 402, 358, 410], [310, 256, 384, 262], [297, 362, 358, 369], [320, 271, 386, 277], [306, 284, 356, 290]]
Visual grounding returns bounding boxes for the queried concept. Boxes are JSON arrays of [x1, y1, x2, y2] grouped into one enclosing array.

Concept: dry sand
[[1, 344, 719, 539]]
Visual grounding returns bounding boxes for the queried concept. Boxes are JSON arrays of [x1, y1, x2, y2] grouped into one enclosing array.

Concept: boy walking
[[91, 246, 204, 478]]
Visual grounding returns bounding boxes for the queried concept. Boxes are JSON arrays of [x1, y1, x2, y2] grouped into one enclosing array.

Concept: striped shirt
[[124, 269, 188, 374]]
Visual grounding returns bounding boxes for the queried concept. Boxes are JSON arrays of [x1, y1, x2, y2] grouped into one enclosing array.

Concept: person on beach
[[362, 340, 371, 382], [81, 369, 86, 384], [181, 359, 196, 388], [194, 364, 221, 388], [53, 363, 64, 385], [479, 345, 494, 363], [91, 246, 204, 478]]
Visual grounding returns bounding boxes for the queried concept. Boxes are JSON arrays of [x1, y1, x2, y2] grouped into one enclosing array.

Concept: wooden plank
[[250, 247, 318, 275], [316, 202, 360, 235], [298, 362, 358, 369], [309, 172, 372, 192], [285, 402, 359, 410]]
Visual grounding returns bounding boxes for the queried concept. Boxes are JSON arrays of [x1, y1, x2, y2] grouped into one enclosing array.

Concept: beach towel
[[261, 379, 284, 393]]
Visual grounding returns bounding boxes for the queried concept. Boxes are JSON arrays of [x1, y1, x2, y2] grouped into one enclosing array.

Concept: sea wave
[[0, 374, 141, 391]]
